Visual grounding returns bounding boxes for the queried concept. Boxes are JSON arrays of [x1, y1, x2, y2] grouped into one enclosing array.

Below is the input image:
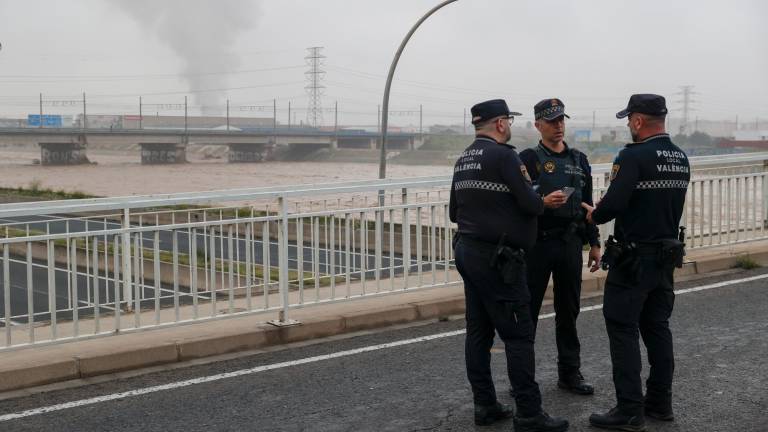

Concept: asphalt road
[[0, 269, 766, 431]]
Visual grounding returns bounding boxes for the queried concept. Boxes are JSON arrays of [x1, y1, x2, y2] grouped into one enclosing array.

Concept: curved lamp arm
[[378, 0, 459, 179]]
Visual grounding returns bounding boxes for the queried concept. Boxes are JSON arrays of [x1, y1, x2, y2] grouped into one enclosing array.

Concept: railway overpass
[[0, 127, 424, 165]]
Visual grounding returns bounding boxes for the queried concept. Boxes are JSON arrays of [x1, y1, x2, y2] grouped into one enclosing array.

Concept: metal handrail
[[0, 176, 452, 218], [2, 151, 766, 218]]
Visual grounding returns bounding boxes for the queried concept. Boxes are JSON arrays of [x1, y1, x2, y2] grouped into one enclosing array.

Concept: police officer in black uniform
[[450, 99, 569, 432], [519, 98, 600, 396], [582, 94, 690, 431]]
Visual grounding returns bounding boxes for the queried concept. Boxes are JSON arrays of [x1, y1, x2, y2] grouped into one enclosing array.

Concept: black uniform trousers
[[526, 234, 583, 376], [454, 237, 542, 417], [603, 252, 675, 416]]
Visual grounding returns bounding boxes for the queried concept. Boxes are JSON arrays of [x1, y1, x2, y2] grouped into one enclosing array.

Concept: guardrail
[[0, 153, 766, 351]]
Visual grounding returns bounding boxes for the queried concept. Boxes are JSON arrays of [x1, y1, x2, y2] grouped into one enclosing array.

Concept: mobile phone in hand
[[561, 186, 575, 199]]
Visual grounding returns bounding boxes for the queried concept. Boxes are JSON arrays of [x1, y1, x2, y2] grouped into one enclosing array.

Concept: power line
[[0, 65, 305, 83]]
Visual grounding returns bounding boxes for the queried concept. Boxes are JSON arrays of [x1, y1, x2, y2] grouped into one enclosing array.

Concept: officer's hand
[[581, 202, 595, 224], [588, 245, 601, 273], [543, 191, 567, 209]]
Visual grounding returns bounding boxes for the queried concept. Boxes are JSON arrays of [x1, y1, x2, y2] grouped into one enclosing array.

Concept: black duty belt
[[457, 234, 524, 256], [631, 242, 666, 257], [538, 227, 567, 240]]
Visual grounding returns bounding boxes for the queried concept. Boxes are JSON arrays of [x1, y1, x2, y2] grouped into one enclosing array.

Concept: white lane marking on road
[[0, 329, 466, 422], [1, 272, 766, 422]]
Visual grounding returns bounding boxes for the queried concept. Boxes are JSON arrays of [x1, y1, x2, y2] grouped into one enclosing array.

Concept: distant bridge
[[0, 127, 424, 165]]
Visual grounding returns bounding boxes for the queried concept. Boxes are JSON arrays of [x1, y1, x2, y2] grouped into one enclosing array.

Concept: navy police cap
[[534, 98, 571, 121], [471, 99, 522, 125], [616, 94, 668, 119]]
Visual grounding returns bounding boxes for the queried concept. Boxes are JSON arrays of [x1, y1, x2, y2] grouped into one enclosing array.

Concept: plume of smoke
[[110, 0, 261, 114]]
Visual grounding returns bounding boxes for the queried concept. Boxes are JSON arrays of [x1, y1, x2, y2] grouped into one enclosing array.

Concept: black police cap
[[534, 98, 571, 121], [616, 94, 668, 119], [471, 99, 522, 125]]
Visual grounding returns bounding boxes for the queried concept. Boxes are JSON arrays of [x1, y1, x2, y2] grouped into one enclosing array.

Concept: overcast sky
[[0, 0, 765, 128]]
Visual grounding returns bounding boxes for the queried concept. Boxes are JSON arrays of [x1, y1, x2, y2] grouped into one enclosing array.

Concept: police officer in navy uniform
[[582, 94, 690, 431], [519, 98, 600, 396], [450, 99, 569, 432]]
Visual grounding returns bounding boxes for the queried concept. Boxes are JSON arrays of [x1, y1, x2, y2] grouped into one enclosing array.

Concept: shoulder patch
[[520, 165, 532, 183], [611, 164, 620, 181]]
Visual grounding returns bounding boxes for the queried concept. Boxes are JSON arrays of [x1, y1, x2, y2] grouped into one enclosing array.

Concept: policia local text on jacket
[[450, 137, 544, 249]]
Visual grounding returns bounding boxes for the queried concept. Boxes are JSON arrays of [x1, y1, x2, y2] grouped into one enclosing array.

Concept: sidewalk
[[2, 239, 768, 394]]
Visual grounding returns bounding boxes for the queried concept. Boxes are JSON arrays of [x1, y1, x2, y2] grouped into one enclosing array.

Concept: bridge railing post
[[269, 195, 299, 327], [764, 161, 768, 229], [122, 208, 133, 313]]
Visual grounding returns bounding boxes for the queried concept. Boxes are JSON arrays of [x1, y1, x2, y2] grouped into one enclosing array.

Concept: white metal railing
[[0, 153, 766, 350], [0, 179, 456, 350]]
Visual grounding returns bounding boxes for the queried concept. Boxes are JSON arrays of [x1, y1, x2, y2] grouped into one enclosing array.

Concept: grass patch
[[0, 184, 96, 200], [734, 255, 761, 270]]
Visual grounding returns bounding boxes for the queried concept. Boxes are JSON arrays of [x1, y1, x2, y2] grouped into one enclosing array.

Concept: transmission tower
[[675, 85, 698, 135], [305, 47, 326, 127]]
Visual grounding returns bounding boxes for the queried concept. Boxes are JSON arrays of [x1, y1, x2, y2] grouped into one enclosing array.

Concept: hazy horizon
[[0, 0, 765, 129]]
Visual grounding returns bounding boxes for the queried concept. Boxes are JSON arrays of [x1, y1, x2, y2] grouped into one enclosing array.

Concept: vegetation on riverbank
[[0, 180, 94, 200]]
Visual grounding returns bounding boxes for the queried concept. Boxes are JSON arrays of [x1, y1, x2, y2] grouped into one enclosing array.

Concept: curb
[[0, 295, 465, 393], [1, 249, 767, 394]]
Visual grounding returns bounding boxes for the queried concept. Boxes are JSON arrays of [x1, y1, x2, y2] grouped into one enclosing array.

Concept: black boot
[[557, 371, 594, 395], [474, 401, 514, 426], [589, 407, 646, 431], [644, 396, 674, 421], [513, 411, 569, 432]]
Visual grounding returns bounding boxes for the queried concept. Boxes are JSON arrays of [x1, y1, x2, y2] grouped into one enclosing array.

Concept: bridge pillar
[[139, 143, 187, 165], [39, 141, 89, 165], [227, 143, 274, 163], [412, 136, 425, 150]]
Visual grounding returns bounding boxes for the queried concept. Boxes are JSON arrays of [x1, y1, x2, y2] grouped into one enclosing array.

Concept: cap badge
[[551, 99, 558, 107]]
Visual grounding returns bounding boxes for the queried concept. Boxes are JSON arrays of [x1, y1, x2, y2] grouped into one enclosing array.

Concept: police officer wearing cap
[[519, 98, 600, 396], [450, 99, 569, 431], [582, 94, 690, 431]]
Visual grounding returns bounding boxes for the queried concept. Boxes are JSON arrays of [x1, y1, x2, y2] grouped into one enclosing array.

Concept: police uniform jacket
[[592, 134, 690, 242], [449, 135, 544, 250], [519, 142, 600, 247]]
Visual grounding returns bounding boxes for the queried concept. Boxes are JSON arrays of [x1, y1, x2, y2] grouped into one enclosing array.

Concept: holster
[[491, 245, 525, 285], [601, 235, 639, 275], [659, 239, 685, 268]]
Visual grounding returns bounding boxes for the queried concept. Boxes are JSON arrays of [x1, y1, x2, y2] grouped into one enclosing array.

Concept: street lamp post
[[378, 0, 459, 180]]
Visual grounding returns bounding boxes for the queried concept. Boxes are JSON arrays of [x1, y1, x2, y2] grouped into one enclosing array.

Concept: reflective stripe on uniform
[[454, 180, 511, 193], [636, 180, 689, 190]]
